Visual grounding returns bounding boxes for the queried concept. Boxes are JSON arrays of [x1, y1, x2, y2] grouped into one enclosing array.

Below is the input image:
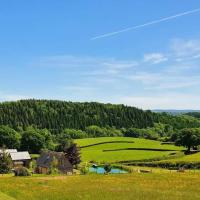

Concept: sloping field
[[75, 137, 184, 163], [158, 152, 200, 164], [0, 174, 200, 200]]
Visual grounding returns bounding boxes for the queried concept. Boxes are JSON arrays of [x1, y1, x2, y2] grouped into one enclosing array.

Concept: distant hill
[[153, 109, 200, 115]]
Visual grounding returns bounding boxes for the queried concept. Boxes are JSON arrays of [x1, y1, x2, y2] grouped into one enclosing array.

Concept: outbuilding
[[10, 151, 31, 168]]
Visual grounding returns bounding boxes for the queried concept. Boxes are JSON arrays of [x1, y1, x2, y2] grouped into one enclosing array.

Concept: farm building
[[36, 151, 73, 174], [0, 149, 31, 167], [10, 151, 31, 168]]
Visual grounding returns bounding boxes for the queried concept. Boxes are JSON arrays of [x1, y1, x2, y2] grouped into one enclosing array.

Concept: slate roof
[[10, 151, 31, 161], [37, 151, 72, 170]]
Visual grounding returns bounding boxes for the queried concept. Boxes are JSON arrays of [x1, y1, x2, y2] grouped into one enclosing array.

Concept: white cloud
[[127, 70, 200, 90], [102, 61, 138, 69], [143, 53, 168, 64]]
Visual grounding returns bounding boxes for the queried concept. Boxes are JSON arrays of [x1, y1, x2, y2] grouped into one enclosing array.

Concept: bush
[[14, 167, 30, 176], [104, 164, 112, 174], [80, 164, 89, 175], [0, 150, 12, 174]]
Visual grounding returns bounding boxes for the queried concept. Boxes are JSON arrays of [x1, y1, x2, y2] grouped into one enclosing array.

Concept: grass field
[[158, 152, 200, 163], [0, 173, 200, 200], [0, 192, 15, 200], [75, 137, 184, 163]]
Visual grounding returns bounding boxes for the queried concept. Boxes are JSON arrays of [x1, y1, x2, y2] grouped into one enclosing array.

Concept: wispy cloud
[[91, 8, 200, 40], [127, 71, 200, 90], [143, 53, 168, 64], [128, 72, 162, 84], [34, 55, 138, 76]]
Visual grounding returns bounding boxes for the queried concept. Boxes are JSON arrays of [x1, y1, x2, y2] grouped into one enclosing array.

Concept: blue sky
[[1, 0, 200, 109]]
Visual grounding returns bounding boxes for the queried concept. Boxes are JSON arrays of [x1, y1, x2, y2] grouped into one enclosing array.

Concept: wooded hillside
[[0, 100, 154, 132], [0, 100, 200, 134]]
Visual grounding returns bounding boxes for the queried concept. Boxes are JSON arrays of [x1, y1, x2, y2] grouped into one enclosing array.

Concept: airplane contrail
[[91, 8, 200, 40]]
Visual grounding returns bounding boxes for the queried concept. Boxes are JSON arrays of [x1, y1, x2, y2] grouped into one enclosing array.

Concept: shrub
[[80, 165, 89, 175], [104, 164, 112, 174], [14, 167, 30, 176], [0, 150, 12, 174]]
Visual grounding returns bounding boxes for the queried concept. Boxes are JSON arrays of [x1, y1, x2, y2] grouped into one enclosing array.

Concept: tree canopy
[[0, 125, 21, 149], [174, 128, 200, 152], [20, 127, 53, 153]]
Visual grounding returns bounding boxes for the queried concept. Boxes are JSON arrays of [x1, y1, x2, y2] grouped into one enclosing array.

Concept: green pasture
[[158, 152, 200, 164], [75, 137, 184, 163]]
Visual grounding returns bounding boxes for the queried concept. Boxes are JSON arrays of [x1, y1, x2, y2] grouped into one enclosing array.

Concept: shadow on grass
[[103, 148, 177, 152]]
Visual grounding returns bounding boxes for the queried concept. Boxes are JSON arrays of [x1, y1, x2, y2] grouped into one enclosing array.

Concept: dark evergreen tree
[[65, 143, 81, 166]]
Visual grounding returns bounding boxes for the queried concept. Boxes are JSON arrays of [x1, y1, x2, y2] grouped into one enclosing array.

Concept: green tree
[[60, 129, 87, 139], [104, 164, 112, 174], [0, 125, 21, 149], [65, 143, 81, 167], [0, 149, 12, 174], [20, 127, 46, 153], [56, 138, 73, 152], [86, 125, 106, 137], [175, 128, 200, 152], [39, 129, 55, 150]]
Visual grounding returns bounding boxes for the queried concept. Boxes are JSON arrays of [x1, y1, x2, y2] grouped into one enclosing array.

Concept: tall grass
[[0, 173, 200, 200]]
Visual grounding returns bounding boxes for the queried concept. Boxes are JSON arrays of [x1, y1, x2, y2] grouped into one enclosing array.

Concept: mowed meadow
[[0, 173, 200, 200], [75, 137, 185, 163]]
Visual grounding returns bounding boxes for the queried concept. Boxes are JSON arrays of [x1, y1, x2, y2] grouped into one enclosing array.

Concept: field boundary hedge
[[126, 161, 200, 169], [103, 148, 177, 152]]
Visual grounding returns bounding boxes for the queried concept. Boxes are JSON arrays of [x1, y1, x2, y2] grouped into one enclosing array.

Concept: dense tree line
[[1, 100, 200, 134], [152, 112, 200, 130], [123, 123, 173, 140], [0, 100, 155, 132]]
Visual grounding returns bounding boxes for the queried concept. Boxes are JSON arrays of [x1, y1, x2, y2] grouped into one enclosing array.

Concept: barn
[[36, 151, 73, 174]]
